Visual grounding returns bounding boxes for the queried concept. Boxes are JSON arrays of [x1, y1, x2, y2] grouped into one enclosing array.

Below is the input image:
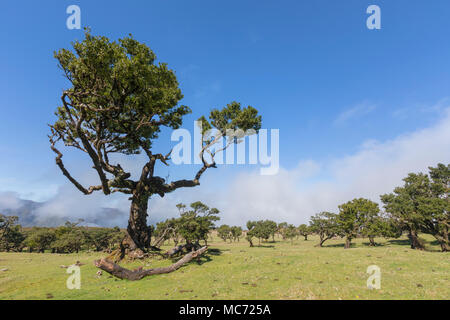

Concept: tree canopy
[[49, 30, 262, 254]]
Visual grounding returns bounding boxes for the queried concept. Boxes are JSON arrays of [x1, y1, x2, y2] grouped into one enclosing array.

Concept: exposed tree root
[[94, 246, 208, 280], [106, 234, 164, 263]]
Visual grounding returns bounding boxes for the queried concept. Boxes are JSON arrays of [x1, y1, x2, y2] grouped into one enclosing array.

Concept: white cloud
[[2, 107, 449, 229], [0, 191, 22, 211], [192, 106, 450, 226], [334, 101, 376, 125]]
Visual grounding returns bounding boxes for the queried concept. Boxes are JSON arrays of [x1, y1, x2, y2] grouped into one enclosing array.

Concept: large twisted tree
[[49, 30, 261, 259]]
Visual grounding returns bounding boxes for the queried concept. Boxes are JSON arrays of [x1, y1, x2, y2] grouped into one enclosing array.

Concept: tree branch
[[49, 139, 103, 195]]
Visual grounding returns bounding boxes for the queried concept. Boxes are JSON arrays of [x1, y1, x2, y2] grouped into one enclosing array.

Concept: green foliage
[[277, 222, 288, 239], [51, 222, 85, 253], [16, 223, 124, 254], [24, 228, 56, 253], [309, 212, 340, 247], [217, 225, 243, 243], [176, 202, 220, 244], [157, 202, 220, 245], [246, 220, 277, 246], [0, 215, 25, 252], [52, 29, 189, 155], [49, 31, 262, 252], [217, 225, 232, 242], [200, 101, 261, 137], [0, 226, 25, 252], [337, 198, 380, 248], [297, 224, 311, 240], [84, 227, 124, 252], [154, 218, 182, 245], [381, 163, 449, 251], [230, 226, 243, 242], [283, 224, 298, 244]]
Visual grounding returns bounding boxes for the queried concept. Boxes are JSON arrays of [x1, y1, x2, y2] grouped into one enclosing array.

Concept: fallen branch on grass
[[165, 242, 202, 257], [94, 246, 208, 280]]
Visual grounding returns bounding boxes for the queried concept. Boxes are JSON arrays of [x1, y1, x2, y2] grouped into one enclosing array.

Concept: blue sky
[[0, 1, 449, 226]]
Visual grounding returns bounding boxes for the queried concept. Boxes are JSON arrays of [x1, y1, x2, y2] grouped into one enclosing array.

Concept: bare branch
[[49, 137, 103, 195]]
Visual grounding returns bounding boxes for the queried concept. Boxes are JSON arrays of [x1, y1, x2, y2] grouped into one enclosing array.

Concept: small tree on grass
[[230, 226, 243, 242], [0, 215, 24, 252], [297, 224, 311, 241], [309, 212, 340, 247], [337, 198, 380, 249], [361, 215, 388, 246], [265, 220, 278, 242], [154, 218, 181, 247], [381, 174, 429, 250], [381, 164, 450, 251], [0, 223, 25, 252], [51, 221, 85, 253], [277, 222, 288, 240], [284, 224, 298, 244], [24, 228, 56, 253], [418, 164, 449, 252], [246, 220, 272, 247], [175, 202, 220, 246], [85, 227, 124, 252], [217, 225, 232, 242]]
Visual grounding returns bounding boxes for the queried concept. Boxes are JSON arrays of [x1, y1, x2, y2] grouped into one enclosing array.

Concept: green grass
[[0, 234, 448, 300]]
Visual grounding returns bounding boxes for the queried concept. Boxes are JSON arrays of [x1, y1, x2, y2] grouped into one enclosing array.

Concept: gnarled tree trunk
[[408, 229, 425, 250], [116, 193, 152, 260], [127, 194, 151, 249], [344, 237, 351, 249], [433, 229, 449, 252]]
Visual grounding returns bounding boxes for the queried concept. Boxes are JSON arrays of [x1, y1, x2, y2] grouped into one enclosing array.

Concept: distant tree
[[49, 30, 262, 260], [24, 228, 56, 253], [246, 220, 272, 247], [418, 164, 449, 252], [51, 221, 85, 253], [84, 227, 124, 252], [0, 215, 25, 252], [277, 222, 288, 240], [309, 212, 340, 247], [381, 173, 428, 250], [0, 215, 18, 243], [337, 198, 380, 249], [265, 220, 278, 242], [361, 215, 388, 246], [381, 164, 450, 251], [284, 224, 298, 244], [297, 224, 311, 241], [154, 218, 181, 246], [53, 232, 84, 253], [175, 201, 220, 246], [230, 226, 243, 242], [217, 225, 232, 242], [0, 226, 25, 252]]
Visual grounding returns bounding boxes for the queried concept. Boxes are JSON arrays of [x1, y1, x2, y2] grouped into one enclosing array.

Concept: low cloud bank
[[1, 108, 449, 228]]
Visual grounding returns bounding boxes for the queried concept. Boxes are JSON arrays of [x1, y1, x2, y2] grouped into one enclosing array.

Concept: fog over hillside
[[0, 192, 126, 227]]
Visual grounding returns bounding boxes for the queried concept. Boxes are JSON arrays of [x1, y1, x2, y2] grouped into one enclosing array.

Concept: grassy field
[[0, 234, 448, 300]]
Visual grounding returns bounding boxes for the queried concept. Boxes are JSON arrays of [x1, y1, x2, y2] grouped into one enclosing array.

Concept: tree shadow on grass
[[387, 239, 411, 246], [194, 248, 223, 266], [361, 242, 386, 247], [429, 240, 440, 246], [322, 243, 345, 248], [254, 245, 275, 248]]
